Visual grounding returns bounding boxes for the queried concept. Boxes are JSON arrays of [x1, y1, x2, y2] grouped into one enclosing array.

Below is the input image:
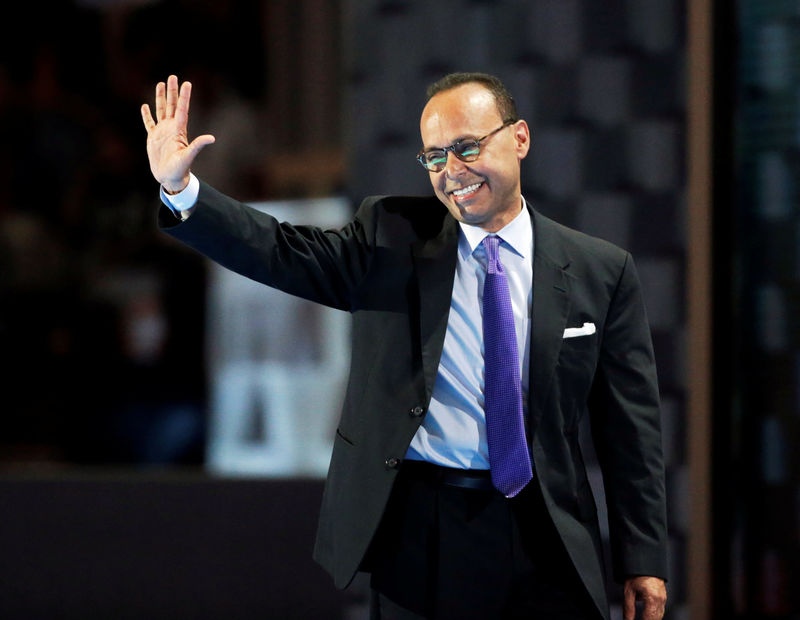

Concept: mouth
[[448, 181, 484, 202]]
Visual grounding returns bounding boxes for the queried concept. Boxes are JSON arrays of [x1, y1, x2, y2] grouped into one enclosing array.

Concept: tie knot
[[483, 235, 501, 274]]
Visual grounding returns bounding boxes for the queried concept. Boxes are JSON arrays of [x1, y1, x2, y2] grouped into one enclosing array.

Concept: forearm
[[160, 181, 372, 311]]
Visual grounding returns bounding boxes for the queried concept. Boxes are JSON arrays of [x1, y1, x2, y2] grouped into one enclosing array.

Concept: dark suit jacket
[[160, 182, 668, 619]]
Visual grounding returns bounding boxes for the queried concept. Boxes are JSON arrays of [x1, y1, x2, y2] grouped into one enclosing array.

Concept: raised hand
[[140, 75, 215, 193]]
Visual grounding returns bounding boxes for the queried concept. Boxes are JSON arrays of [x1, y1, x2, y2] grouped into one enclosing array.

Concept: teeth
[[452, 183, 482, 197]]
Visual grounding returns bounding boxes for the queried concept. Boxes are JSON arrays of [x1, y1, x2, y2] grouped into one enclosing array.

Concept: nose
[[443, 150, 467, 178]]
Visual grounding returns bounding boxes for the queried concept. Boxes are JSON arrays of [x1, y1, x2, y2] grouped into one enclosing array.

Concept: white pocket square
[[563, 322, 596, 339]]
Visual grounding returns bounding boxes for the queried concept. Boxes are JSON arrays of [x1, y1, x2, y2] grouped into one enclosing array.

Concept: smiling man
[[419, 80, 529, 233], [142, 71, 668, 619]]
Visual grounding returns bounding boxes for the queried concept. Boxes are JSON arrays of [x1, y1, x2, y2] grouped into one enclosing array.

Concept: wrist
[[162, 176, 190, 195], [160, 173, 199, 213]]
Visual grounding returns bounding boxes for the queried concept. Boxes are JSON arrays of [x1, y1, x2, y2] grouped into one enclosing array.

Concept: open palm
[[140, 75, 215, 193]]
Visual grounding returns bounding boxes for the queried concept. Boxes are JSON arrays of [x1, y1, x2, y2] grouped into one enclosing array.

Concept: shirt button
[[410, 405, 425, 418], [385, 457, 400, 469]]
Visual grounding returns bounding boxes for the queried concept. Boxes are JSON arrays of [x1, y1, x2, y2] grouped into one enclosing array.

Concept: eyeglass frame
[[415, 118, 518, 172]]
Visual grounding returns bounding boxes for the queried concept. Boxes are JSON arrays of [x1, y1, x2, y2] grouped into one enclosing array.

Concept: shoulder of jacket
[[356, 195, 451, 239], [357, 194, 444, 215], [534, 209, 630, 261]]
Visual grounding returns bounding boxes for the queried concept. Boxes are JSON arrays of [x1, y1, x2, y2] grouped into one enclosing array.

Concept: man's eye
[[456, 142, 480, 158], [425, 152, 447, 165]]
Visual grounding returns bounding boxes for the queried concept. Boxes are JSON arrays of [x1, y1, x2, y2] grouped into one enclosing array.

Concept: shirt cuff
[[160, 173, 200, 220]]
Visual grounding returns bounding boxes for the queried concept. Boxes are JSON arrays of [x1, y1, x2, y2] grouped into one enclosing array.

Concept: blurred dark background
[[0, 0, 797, 618]]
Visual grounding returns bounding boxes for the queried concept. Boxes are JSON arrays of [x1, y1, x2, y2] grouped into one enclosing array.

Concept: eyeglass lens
[[421, 139, 481, 171]]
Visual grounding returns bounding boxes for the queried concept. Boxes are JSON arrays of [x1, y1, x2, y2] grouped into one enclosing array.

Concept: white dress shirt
[[405, 202, 534, 469]]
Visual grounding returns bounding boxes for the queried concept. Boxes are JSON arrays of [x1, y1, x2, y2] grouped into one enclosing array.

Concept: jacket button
[[410, 405, 425, 418], [385, 457, 400, 469]]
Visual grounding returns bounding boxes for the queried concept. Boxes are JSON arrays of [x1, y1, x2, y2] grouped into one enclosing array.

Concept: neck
[[478, 197, 524, 233]]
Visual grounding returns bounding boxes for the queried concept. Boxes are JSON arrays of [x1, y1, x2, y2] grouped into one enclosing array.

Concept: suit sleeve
[[158, 181, 376, 311], [588, 252, 668, 582]]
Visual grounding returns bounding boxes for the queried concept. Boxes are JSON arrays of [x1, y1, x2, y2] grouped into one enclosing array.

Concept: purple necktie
[[482, 235, 533, 497]]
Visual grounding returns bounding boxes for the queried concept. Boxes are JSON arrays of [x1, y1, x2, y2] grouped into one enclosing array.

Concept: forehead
[[420, 83, 502, 147]]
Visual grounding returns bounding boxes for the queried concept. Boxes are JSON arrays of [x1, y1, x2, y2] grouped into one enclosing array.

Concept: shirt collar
[[458, 196, 532, 260]]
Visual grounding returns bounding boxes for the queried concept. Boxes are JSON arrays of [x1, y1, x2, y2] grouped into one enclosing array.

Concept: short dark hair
[[425, 72, 519, 123]]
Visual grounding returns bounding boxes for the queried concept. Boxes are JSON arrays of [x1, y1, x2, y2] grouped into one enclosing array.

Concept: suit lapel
[[412, 216, 460, 401], [528, 208, 572, 430]]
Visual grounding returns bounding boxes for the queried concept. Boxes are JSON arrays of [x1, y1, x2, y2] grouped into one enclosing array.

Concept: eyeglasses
[[416, 119, 516, 172]]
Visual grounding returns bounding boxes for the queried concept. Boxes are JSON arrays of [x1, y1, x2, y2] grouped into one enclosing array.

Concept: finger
[[187, 134, 216, 159], [175, 80, 192, 127], [623, 589, 636, 620], [141, 104, 156, 133], [155, 81, 166, 121], [168, 135, 214, 179], [166, 74, 179, 118]]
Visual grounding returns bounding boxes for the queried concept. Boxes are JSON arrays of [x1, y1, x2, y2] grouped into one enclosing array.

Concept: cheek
[[434, 188, 450, 207], [430, 176, 446, 196]]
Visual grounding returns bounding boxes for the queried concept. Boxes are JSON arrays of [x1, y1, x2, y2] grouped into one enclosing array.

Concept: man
[[141, 72, 667, 619]]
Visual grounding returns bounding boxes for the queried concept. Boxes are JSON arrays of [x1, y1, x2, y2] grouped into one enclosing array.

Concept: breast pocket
[[557, 332, 599, 380]]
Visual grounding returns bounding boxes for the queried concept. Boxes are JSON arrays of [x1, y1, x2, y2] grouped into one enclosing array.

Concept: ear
[[512, 120, 531, 161]]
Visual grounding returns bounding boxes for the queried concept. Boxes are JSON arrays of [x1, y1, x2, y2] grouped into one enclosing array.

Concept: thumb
[[187, 134, 216, 159]]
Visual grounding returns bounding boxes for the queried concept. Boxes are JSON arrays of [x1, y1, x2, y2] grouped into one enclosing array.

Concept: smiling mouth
[[449, 182, 483, 198]]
